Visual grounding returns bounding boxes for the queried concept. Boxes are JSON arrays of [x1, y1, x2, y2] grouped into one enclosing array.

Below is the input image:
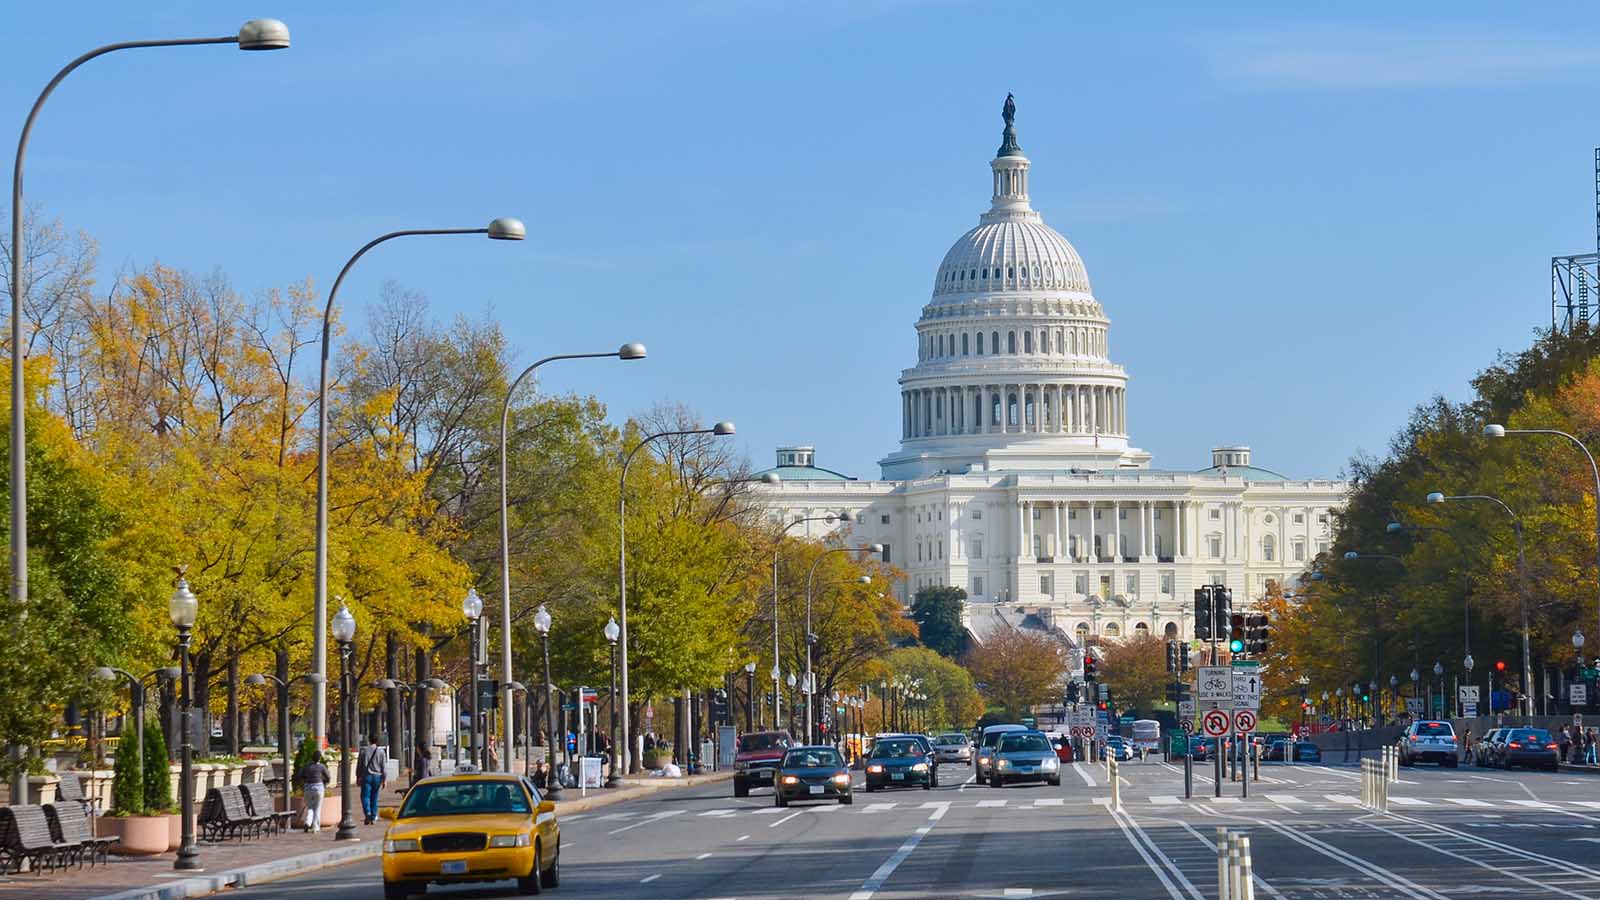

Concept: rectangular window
[[1160, 572, 1174, 594], [1209, 571, 1227, 587], [1318, 514, 1329, 525], [1119, 508, 1127, 520], [1033, 508, 1041, 520], [1075, 573, 1089, 595], [972, 508, 982, 521], [918, 543, 923, 562], [1094, 509, 1102, 520], [938, 541, 944, 560], [1293, 512, 1305, 524], [1293, 541, 1306, 562], [1317, 541, 1328, 556], [881, 544, 891, 564], [1125, 573, 1138, 595], [971, 538, 983, 560], [1069, 510, 1077, 520], [1154, 509, 1162, 520], [880, 514, 891, 525], [1207, 536, 1222, 558], [1209, 508, 1221, 521], [1041, 574, 1054, 596], [971, 576, 985, 598]]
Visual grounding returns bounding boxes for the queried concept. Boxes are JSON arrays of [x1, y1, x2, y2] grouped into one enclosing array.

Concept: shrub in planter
[[111, 738, 144, 817], [142, 720, 173, 813]]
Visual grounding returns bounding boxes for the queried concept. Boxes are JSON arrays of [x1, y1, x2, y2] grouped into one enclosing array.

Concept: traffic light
[[1495, 660, 1507, 673], [1194, 587, 1214, 639], [1166, 640, 1180, 673], [1215, 587, 1233, 638], [1245, 614, 1269, 654], [1065, 682, 1080, 704], [1084, 651, 1098, 682], [1179, 645, 1191, 672], [1228, 613, 1246, 654], [1097, 701, 1108, 711]]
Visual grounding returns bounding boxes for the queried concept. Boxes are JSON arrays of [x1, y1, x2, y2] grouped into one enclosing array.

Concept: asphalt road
[[224, 755, 1600, 899]]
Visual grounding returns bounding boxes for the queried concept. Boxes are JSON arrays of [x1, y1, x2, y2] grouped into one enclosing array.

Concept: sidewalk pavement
[[0, 770, 731, 900]]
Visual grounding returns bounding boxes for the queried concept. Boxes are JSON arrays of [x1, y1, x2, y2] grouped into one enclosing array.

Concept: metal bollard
[[1109, 757, 1121, 810], [1361, 759, 1371, 807], [1227, 833, 1244, 900], [1237, 834, 1256, 900], [1217, 828, 1232, 900]]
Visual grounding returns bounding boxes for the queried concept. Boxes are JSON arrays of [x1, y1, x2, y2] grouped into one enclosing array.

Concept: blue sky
[[6, 2, 1599, 481]]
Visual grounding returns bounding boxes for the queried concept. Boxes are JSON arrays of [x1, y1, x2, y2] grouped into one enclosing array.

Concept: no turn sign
[[1201, 708, 1230, 737], [1233, 709, 1258, 733]]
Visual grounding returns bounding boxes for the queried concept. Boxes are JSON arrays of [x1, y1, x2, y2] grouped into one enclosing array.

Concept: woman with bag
[[298, 751, 331, 833]]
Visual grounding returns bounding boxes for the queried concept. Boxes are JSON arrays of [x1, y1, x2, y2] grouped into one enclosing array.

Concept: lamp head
[[237, 18, 290, 50], [867, 543, 884, 554], [534, 603, 552, 635], [1410, 668, 1419, 680], [91, 666, 115, 682], [1463, 655, 1474, 671], [462, 587, 484, 621], [837, 510, 855, 523], [787, 672, 797, 687], [1484, 423, 1506, 438], [487, 218, 526, 241], [506, 681, 526, 692], [374, 678, 397, 690], [711, 421, 736, 436], [169, 578, 198, 628], [1386, 522, 1403, 534], [618, 342, 647, 360], [331, 601, 357, 644], [304, 673, 327, 685], [1575, 631, 1587, 650], [427, 678, 449, 691], [744, 661, 756, 674], [1343, 551, 1358, 560], [758, 472, 780, 485], [770, 664, 781, 680], [244, 673, 267, 687], [1425, 491, 1445, 505], [603, 615, 620, 643]]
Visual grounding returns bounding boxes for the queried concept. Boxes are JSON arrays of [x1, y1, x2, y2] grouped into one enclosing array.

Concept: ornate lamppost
[[744, 662, 757, 732], [534, 605, 561, 799], [171, 576, 201, 870], [462, 588, 484, 768], [604, 616, 621, 788], [332, 602, 358, 841]]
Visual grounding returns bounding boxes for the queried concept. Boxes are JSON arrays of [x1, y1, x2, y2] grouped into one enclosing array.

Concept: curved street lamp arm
[[1502, 427, 1600, 644]]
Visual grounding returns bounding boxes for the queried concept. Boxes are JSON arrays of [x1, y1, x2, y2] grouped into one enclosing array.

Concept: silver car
[[933, 732, 972, 764], [975, 724, 1029, 780], [988, 730, 1062, 787]]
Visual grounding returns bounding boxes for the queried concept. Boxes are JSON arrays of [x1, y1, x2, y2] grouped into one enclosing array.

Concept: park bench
[[52, 772, 94, 815], [242, 782, 293, 836], [0, 804, 77, 873], [43, 802, 112, 867], [198, 785, 269, 842]]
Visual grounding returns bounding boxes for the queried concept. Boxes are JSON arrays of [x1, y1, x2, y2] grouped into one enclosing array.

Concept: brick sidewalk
[[0, 817, 387, 900]]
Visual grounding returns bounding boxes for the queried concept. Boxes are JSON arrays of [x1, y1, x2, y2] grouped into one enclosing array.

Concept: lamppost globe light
[[427, 678, 449, 691], [771, 664, 781, 680], [1425, 491, 1445, 504], [744, 661, 756, 674], [787, 672, 797, 688], [712, 421, 736, 436], [1462, 655, 1474, 672], [1575, 631, 1586, 650], [244, 673, 266, 686], [603, 615, 620, 643], [462, 587, 483, 621], [1386, 522, 1403, 533], [1410, 668, 1419, 681], [534, 604, 552, 635], [1343, 551, 1358, 560], [91, 666, 115, 681], [618, 342, 647, 360], [331, 601, 356, 644], [486, 218, 526, 240], [168, 578, 199, 628], [373, 678, 396, 690], [237, 18, 291, 50], [1484, 424, 1507, 438], [1389, 675, 1398, 687], [857, 575, 871, 584]]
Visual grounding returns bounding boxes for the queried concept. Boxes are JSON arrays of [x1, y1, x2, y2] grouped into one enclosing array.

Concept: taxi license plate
[[809, 785, 824, 795], [441, 860, 468, 875], [891, 772, 905, 781]]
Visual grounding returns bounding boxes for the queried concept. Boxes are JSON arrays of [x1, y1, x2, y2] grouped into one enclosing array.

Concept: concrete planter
[[242, 760, 270, 785], [97, 814, 172, 856]]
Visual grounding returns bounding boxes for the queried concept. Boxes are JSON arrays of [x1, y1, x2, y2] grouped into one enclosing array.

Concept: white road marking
[[699, 808, 738, 817], [1388, 796, 1430, 806], [1366, 815, 1600, 897], [1150, 796, 1181, 806], [1034, 798, 1064, 807], [1004, 890, 1034, 897], [1574, 801, 1600, 810], [1175, 820, 1286, 899], [607, 809, 685, 835], [736, 834, 750, 841], [848, 805, 947, 900], [1259, 819, 1450, 899], [1103, 805, 1199, 900], [696, 852, 712, 860], [977, 799, 1007, 808], [919, 801, 948, 809], [640, 873, 661, 884], [1264, 794, 1304, 804], [1446, 798, 1494, 807], [1508, 799, 1557, 809], [1325, 794, 1360, 804], [1071, 762, 1096, 787], [769, 811, 803, 828], [863, 802, 898, 813]]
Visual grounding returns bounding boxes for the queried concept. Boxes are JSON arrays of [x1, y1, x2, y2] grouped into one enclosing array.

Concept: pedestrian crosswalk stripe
[[919, 801, 949, 809], [699, 809, 739, 817], [863, 803, 897, 813], [1326, 794, 1359, 804], [1445, 798, 1493, 807], [1264, 794, 1304, 804], [810, 804, 842, 813], [752, 807, 789, 815], [1508, 799, 1557, 808], [1572, 801, 1600, 810], [1209, 797, 1240, 804], [1150, 796, 1181, 806], [1034, 798, 1064, 807], [1387, 797, 1430, 806], [977, 799, 1007, 808]]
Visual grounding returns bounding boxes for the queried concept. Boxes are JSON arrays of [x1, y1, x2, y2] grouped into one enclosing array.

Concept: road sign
[[1177, 699, 1195, 723], [1197, 666, 1233, 704], [1201, 709, 1230, 737], [1572, 683, 1588, 706], [1405, 697, 1423, 717], [1070, 706, 1092, 728], [1463, 700, 1478, 717], [1070, 725, 1094, 738], [1319, 714, 1332, 726], [1232, 709, 1257, 733], [1459, 685, 1480, 702], [1232, 670, 1261, 710], [1230, 659, 1261, 668], [1180, 720, 1194, 735]]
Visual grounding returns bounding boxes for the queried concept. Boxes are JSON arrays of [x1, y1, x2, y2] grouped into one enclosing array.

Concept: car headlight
[[996, 759, 1011, 770], [832, 774, 850, 785], [867, 764, 884, 773], [911, 762, 928, 772], [1042, 757, 1059, 770], [488, 833, 531, 848], [781, 775, 799, 785], [978, 755, 990, 764], [384, 838, 419, 853], [735, 761, 749, 772]]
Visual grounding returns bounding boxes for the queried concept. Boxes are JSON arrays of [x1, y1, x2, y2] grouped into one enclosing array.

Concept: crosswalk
[[1134, 793, 1600, 811], [563, 796, 1078, 824]]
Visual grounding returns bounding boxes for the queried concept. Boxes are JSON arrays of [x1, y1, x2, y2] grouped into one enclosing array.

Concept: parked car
[[1292, 742, 1321, 763], [733, 730, 794, 797], [1397, 720, 1458, 768], [1047, 733, 1074, 764], [1102, 736, 1134, 761], [1495, 728, 1560, 772], [1477, 728, 1509, 768], [1188, 737, 1214, 761]]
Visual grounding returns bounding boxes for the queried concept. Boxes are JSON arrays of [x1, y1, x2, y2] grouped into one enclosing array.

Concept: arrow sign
[[1201, 708, 1230, 737], [1232, 709, 1257, 733]]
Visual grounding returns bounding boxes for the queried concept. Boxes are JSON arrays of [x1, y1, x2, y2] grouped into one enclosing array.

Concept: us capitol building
[[754, 97, 1345, 645]]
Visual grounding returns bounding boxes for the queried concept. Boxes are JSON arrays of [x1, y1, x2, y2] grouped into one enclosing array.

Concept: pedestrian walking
[[297, 751, 331, 833], [1586, 728, 1598, 765], [1558, 724, 1573, 763], [1462, 727, 1474, 764], [357, 735, 389, 825]]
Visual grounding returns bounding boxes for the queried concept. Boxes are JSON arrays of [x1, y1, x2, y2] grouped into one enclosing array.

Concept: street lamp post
[[245, 671, 324, 815], [744, 663, 756, 733], [768, 509, 855, 733], [1435, 660, 1446, 716], [786, 673, 797, 734], [604, 616, 621, 788], [1427, 491, 1533, 719], [331, 602, 358, 841], [310, 219, 523, 744], [170, 577, 200, 870], [7, 15, 291, 806], [1485, 424, 1600, 648], [498, 345, 645, 772], [90, 667, 147, 812], [1409, 668, 1420, 719], [803, 548, 882, 742], [462, 589, 484, 768], [618, 422, 736, 772], [534, 605, 561, 800]]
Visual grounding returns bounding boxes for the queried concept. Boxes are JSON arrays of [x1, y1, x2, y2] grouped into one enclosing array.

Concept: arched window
[[1104, 622, 1120, 637], [1041, 330, 1050, 354], [1024, 332, 1033, 353], [1134, 623, 1150, 637], [1055, 328, 1063, 354], [1008, 266, 1015, 279], [1032, 535, 1043, 557], [1093, 535, 1103, 560], [992, 331, 1000, 354], [1008, 332, 1017, 354], [938, 334, 945, 357], [1007, 393, 1019, 427], [991, 394, 1001, 426], [962, 333, 970, 355], [1262, 534, 1276, 562], [1025, 394, 1036, 426], [1164, 622, 1179, 639], [1076, 623, 1090, 644]]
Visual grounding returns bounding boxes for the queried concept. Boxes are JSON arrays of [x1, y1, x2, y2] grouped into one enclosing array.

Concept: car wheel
[[840, 795, 853, 805], [865, 783, 876, 793], [734, 779, 749, 798], [383, 881, 412, 900], [775, 791, 788, 807], [1548, 763, 1560, 773], [518, 841, 544, 894], [540, 839, 560, 888], [1444, 758, 1458, 769], [922, 780, 931, 791], [1048, 776, 1061, 786], [990, 774, 1003, 789]]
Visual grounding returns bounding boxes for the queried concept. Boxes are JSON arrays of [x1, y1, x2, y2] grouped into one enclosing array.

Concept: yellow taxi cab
[[378, 769, 560, 898]]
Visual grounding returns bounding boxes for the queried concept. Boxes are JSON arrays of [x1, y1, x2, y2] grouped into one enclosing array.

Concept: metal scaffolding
[[1553, 148, 1600, 332]]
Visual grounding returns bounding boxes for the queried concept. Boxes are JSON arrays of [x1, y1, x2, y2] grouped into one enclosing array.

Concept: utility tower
[[1553, 148, 1600, 332]]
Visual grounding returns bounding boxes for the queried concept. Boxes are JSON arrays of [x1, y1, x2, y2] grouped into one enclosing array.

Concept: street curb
[[88, 771, 733, 900]]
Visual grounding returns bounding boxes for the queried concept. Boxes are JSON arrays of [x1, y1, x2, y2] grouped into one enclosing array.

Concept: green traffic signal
[[1229, 638, 1244, 653]]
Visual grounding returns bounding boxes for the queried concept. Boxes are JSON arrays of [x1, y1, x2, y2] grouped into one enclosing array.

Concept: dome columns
[[900, 381, 1127, 441]]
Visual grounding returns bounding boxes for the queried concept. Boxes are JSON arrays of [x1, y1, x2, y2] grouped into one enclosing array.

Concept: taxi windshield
[[399, 779, 531, 818], [782, 748, 843, 768]]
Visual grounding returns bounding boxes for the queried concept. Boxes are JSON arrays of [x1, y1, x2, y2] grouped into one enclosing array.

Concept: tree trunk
[[225, 654, 240, 755], [414, 647, 433, 756], [193, 651, 212, 753]]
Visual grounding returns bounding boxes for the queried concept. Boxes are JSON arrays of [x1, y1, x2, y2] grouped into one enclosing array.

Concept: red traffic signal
[[1097, 701, 1108, 711], [1495, 660, 1507, 672]]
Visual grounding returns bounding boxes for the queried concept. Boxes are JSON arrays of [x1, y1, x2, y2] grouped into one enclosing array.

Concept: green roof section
[[754, 464, 855, 482]]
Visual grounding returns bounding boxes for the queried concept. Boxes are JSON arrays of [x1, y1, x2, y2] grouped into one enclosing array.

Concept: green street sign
[[1585, 667, 1598, 679], [1231, 659, 1261, 668]]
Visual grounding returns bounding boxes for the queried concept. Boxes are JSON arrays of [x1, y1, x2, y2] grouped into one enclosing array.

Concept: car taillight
[[1409, 736, 1419, 742], [1546, 743, 1559, 750], [1509, 742, 1522, 748]]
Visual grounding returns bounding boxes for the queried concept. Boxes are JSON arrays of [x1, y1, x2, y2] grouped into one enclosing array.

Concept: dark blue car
[[864, 736, 933, 791]]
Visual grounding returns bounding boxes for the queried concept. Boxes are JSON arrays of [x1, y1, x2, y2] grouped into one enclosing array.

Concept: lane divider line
[[847, 805, 946, 900], [1255, 819, 1449, 900]]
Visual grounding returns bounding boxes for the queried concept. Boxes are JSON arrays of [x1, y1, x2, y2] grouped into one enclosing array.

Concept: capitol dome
[[879, 94, 1149, 482]]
